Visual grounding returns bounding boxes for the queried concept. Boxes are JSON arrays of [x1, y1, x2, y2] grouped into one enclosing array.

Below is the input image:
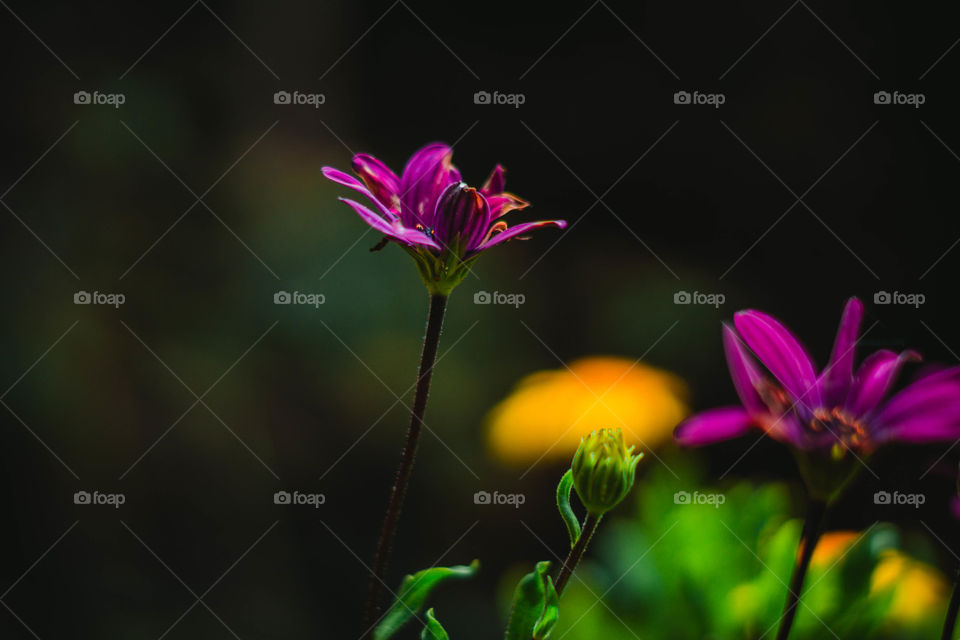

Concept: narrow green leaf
[[533, 576, 559, 639], [374, 560, 479, 640], [421, 608, 450, 640], [557, 469, 581, 548], [505, 561, 560, 640]]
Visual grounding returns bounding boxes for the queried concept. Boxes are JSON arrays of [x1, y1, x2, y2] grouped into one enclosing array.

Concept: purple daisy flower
[[322, 143, 566, 294], [675, 297, 960, 457]]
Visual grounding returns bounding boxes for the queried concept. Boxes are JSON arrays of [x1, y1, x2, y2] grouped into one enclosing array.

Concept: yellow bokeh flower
[[870, 550, 948, 625], [485, 356, 689, 464]]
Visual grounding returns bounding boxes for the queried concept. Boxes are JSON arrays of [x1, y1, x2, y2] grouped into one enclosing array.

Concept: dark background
[[2, 1, 959, 637]]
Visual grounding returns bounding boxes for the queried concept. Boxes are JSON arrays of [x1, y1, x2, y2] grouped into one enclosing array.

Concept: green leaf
[[374, 560, 479, 640], [421, 608, 450, 640], [557, 469, 582, 548], [533, 576, 560, 639], [505, 561, 561, 640]]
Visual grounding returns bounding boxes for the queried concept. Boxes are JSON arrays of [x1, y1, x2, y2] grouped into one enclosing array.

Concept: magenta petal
[[722, 325, 767, 415], [734, 310, 820, 411], [758, 411, 810, 450], [481, 164, 506, 195], [322, 167, 398, 220], [476, 219, 567, 250], [846, 349, 920, 416], [818, 298, 864, 406], [337, 197, 395, 235], [386, 221, 442, 249], [486, 193, 530, 219], [399, 143, 461, 227], [872, 367, 960, 443], [674, 407, 754, 446], [338, 198, 440, 249], [352, 154, 400, 211]]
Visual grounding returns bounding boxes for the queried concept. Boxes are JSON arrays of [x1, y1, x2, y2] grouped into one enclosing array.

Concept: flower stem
[[555, 513, 602, 595], [361, 293, 448, 635], [775, 499, 828, 640], [941, 565, 960, 640]]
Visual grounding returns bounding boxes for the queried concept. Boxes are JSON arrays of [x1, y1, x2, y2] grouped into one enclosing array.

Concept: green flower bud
[[571, 428, 643, 516]]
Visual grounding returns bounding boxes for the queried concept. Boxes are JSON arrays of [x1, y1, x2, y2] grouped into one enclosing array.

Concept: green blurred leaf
[[374, 560, 479, 640], [506, 561, 560, 640], [557, 469, 582, 548], [421, 608, 449, 640], [534, 576, 560, 639]]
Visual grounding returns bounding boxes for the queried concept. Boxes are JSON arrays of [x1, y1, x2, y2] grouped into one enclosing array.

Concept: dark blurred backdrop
[[2, 1, 960, 637]]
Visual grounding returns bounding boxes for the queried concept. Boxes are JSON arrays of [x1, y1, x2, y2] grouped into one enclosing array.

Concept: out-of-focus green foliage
[[505, 457, 947, 640]]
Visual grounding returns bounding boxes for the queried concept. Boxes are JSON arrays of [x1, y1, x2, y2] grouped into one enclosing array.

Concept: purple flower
[[322, 143, 566, 293], [675, 297, 960, 457]]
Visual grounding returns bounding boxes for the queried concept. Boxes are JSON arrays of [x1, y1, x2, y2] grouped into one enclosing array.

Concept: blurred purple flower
[[322, 143, 566, 258], [675, 297, 960, 456]]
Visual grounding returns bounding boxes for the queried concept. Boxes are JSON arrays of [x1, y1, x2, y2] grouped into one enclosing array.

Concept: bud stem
[[941, 565, 960, 640], [361, 293, 448, 635], [775, 499, 828, 640], [555, 513, 602, 595]]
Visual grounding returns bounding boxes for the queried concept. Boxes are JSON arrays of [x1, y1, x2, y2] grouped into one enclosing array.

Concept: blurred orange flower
[[810, 530, 861, 568], [485, 356, 689, 464]]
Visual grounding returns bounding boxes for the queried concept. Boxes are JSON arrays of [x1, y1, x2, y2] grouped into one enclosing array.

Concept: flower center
[[754, 379, 870, 453], [809, 406, 869, 451]]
